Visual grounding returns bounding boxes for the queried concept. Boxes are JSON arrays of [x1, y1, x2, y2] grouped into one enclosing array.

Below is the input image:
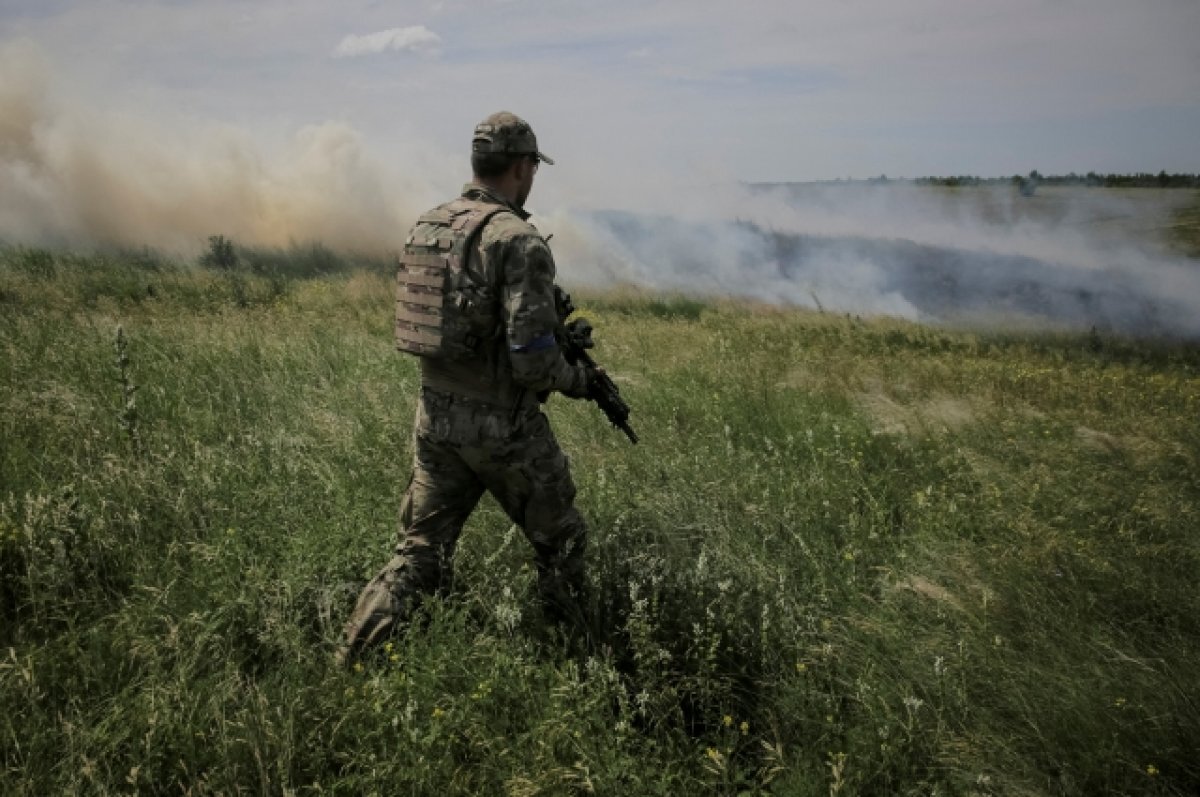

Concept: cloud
[[332, 25, 441, 58]]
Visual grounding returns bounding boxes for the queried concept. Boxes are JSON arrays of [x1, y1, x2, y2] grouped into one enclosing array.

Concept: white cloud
[[332, 25, 441, 58]]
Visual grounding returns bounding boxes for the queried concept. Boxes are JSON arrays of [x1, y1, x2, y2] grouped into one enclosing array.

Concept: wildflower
[[1146, 764, 1158, 776], [383, 641, 393, 654], [722, 714, 733, 728], [740, 721, 749, 735], [706, 747, 721, 763], [389, 654, 399, 663], [432, 707, 445, 719], [353, 662, 364, 674], [796, 662, 807, 673]]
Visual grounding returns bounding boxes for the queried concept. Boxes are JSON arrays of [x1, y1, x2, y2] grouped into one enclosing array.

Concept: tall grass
[[1, 246, 1198, 794]]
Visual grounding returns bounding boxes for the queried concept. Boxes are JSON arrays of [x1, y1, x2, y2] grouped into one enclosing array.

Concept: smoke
[[0, 40, 439, 255], [2, 39, 1197, 338], [543, 181, 1200, 339]]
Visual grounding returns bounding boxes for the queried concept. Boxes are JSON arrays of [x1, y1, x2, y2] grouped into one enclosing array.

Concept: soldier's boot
[[337, 569, 409, 667], [536, 565, 592, 655]]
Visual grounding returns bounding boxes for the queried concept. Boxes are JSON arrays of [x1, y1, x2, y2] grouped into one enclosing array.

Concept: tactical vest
[[395, 199, 508, 360]]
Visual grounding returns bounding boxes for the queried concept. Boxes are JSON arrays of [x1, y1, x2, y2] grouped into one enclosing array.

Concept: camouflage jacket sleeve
[[495, 226, 589, 396]]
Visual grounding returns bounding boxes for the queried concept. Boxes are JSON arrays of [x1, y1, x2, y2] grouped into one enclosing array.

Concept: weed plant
[[1, 247, 1198, 794]]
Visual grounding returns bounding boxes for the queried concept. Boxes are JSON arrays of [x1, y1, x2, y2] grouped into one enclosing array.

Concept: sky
[[1, 0, 1198, 189]]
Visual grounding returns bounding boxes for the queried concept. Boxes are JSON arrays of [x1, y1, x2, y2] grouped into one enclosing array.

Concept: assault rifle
[[554, 288, 638, 444]]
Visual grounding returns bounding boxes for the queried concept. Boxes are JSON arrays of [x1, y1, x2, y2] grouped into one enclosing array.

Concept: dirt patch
[[1074, 426, 1155, 458], [776, 361, 854, 395], [856, 390, 978, 436], [890, 574, 965, 613]]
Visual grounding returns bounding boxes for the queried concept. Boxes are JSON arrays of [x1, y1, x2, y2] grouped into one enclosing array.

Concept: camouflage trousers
[[342, 387, 588, 658]]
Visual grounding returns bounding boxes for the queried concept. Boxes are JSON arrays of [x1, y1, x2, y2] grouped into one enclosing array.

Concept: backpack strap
[[447, 204, 509, 295]]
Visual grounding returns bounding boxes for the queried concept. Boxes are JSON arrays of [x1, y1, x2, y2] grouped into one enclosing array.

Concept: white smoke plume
[[541, 179, 1200, 338], [332, 26, 442, 58], [0, 40, 439, 255]]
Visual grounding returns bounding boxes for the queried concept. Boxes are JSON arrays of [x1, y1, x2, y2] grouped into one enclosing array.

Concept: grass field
[[1, 240, 1198, 795]]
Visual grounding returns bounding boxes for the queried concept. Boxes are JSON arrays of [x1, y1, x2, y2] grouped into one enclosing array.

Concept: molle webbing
[[394, 200, 507, 359]]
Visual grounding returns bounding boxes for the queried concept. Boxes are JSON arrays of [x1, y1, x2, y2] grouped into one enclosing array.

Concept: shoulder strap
[[451, 205, 509, 280]]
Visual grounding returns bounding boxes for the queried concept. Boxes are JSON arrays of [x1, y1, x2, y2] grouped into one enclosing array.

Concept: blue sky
[[2, 0, 1198, 188]]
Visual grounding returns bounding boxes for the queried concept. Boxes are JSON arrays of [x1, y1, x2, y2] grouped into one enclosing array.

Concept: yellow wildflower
[[722, 714, 733, 728], [1146, 764, 1158, 776], [740, 721, 749, 735]]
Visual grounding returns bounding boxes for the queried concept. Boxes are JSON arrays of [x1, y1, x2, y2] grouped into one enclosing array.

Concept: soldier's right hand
[[561, 365, 599, 399]]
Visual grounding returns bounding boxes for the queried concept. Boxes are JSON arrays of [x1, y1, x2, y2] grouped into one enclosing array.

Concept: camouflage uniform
[[343, 114, 591, 658]]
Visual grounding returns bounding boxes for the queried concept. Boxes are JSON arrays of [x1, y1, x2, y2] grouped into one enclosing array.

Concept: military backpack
[[394, 199, 507, 360]]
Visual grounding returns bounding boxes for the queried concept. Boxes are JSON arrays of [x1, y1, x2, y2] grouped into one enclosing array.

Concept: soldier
[[340, 111, 596, 663]]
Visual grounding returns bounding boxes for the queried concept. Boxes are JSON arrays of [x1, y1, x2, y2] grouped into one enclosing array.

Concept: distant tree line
[[911, 170, 1200, 189], [751, 172, 1200, 194]]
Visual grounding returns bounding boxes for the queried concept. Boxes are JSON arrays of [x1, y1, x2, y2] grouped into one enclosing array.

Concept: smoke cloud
[[0, 40, 439, 255], [2, 40, 1197, 339], [543, 181, 1200, 339]]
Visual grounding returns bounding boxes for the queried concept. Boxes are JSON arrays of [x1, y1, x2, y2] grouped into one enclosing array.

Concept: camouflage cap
[[472, 111, 555, 165]]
